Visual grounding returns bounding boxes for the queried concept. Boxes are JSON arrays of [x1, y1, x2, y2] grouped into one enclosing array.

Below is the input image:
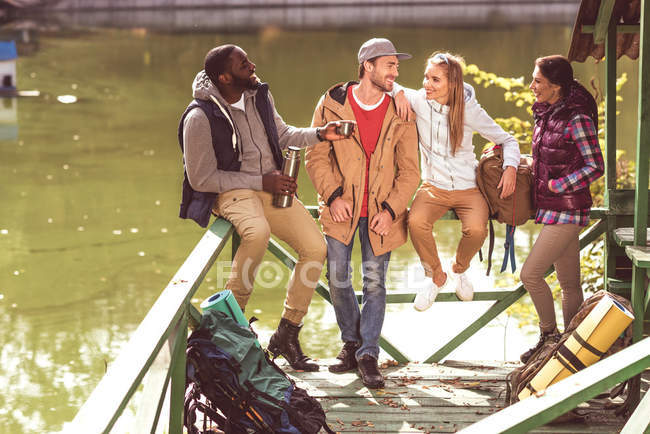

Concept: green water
[[0, 25, 639, 432]]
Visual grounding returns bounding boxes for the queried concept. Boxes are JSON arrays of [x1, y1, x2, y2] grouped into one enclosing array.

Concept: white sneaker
[[452, 268, 474, 301], [413, 275, 449, 311]]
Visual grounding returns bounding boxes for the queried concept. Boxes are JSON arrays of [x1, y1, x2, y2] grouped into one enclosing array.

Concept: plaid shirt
[[536, 114, 604, 226]]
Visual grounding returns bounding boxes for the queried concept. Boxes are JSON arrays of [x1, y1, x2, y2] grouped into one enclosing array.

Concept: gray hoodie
[[183, 70, 320, 193]]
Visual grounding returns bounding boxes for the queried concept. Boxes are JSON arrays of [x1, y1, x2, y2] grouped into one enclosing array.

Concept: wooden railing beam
[[620, 387, 650, 434], [458, 337, 650, 434], [65, 219, 233, 433]]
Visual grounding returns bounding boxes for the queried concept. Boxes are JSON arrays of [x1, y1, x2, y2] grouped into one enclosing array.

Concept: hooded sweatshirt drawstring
[[209, 94, 238, 154]]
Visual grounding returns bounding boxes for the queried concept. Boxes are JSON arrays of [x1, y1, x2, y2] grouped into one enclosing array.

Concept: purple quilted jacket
[[531, 82, 598, 211]]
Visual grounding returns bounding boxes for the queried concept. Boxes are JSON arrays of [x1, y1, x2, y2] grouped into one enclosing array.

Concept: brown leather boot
[[357, 355, 384, 389], [268, 318, 319, 372], [328, 342, 360, 373], [520, 327, 561, 363]]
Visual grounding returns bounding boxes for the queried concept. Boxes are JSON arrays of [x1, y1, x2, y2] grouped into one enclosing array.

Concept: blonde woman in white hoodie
[[393, 52, 520, 310]]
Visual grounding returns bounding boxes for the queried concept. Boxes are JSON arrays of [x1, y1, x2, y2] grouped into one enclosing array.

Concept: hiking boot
[[520, 327, 561, 364], [328, 341, 360, 373], [357, 355, 384, 389], [268, 318, 319, 372], [452, 268, 474, 301], [413, 275, 449, 311]]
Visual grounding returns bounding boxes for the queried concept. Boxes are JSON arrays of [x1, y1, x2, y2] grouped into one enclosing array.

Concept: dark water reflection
[[0, 25, 638, 432]]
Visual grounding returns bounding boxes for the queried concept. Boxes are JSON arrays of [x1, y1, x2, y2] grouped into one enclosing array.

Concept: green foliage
[[464, 65, 635, 328]]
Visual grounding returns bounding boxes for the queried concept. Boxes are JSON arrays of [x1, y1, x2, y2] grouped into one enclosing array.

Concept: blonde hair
[[427, 51, 465, 155]]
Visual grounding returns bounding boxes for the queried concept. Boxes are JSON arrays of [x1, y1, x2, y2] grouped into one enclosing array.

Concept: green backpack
[[184, 310, 334, 433]]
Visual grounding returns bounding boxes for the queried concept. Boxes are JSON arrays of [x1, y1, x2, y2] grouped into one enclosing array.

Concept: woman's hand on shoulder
[[498, 166, 517, 199], [394, 90, 413, 122]]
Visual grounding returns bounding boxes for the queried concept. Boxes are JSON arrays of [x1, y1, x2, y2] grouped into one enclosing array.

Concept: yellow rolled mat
[[519, 294, 634, 400]]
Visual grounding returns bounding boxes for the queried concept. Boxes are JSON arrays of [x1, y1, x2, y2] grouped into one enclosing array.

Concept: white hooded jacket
[[393, 82, 520, 191]]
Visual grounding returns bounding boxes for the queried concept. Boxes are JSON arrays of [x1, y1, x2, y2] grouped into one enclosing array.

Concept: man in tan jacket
[[305, 38, 419, 388]]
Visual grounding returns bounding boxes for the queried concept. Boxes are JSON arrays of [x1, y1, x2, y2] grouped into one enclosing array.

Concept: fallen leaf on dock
[[380, 359, 399, 368]]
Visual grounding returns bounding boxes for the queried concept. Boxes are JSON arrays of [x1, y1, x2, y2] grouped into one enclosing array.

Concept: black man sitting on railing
[[177, 45, 345, 371]]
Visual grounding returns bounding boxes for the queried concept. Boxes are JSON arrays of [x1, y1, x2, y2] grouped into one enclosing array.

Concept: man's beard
[[233, 74, 259, 91], [369, 73, 392, 93]]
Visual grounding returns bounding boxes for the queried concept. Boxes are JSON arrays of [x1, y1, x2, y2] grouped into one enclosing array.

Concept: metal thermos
[[273, 146, 301, 208]]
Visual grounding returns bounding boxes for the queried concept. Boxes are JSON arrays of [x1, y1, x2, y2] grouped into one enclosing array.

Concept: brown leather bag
[[476, 144, 534, 226], [476, 144, 534, 274]]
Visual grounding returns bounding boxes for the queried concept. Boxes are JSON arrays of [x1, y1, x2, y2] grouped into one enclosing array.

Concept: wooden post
[[629, 0, 650, 411], [168, 311, 188, 434], [604, 18, 618, 290], [634, 0, 650, 249]]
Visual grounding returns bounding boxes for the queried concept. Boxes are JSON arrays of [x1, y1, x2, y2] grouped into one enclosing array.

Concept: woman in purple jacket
[[519, 55, 604, 363]]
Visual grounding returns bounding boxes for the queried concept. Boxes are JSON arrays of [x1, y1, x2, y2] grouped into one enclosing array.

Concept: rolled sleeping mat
[[201, 290, 260, 347], [519, 294, 634, 400], [201, 290, 249, 327]]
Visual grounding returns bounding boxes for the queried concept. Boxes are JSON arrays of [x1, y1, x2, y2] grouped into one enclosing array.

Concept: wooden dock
[[281, 359, 647, 433]]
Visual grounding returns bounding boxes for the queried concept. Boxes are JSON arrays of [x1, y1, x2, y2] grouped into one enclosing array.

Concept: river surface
[[0, 20, 639, 433]]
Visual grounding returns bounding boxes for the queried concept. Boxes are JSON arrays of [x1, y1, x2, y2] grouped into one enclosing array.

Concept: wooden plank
[[457, 337, 650, 434], [65, 218, 234, 433], [615, 228, 650, 247], [590, 207, 607, 219], [634, 0, 650, 247], [607, 277, 631, 290], [604, 18, 616, 204], [626, 246, 650, 268], [285, 360, 513, 379], [320, 396, 501, 408], [299, 378, 504, 391], [326, 418, 465, 433], [608, 190, 650, 215], [592, 0, 616, 44], [620, 389, 650, 434]]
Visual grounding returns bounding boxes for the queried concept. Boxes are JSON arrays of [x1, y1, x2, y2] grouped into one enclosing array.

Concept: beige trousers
[[520, 223, 583, 332], [216, 189, 326, 324], [408, 184, 489, 280]]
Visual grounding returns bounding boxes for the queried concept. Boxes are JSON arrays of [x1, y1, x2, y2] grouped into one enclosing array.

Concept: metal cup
[[336, 121, 355, 137]]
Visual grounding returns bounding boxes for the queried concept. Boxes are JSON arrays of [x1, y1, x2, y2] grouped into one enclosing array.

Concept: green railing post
[[629, 0, 650, 411], [169, 311, 188, 434], [604, 17, 618, 291]]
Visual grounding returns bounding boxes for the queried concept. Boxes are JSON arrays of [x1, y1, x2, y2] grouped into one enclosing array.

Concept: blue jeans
[[326, 217, 391, 360]]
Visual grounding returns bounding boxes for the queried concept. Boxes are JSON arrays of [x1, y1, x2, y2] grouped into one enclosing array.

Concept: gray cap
[[358, 38, 412, 64]]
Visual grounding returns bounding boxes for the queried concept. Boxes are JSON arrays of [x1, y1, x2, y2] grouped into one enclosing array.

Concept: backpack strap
[[500, 224, 517, 273], [571, 330, 605, 357], [486, 220, 494, 275], [557, 344, 587, 372]]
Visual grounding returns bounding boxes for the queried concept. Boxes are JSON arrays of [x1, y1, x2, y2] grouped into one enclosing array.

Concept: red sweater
[[347, 86, 390, 217]]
